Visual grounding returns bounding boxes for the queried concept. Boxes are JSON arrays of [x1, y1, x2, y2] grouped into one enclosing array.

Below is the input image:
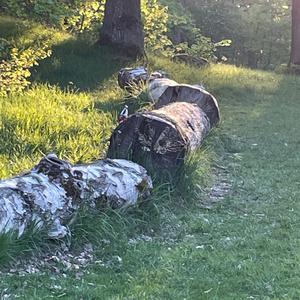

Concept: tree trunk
[[99, 0, 144, 58], [0, 154, 152, 239], [148, 78, 220, 128], [290, 0, 300, 65], [107, 102, 210, 172]]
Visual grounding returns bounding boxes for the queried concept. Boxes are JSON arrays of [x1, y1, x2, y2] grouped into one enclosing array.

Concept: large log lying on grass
[[0, 154, 152, 239], [108, 102, 210, 171], [148, 77, 220, 127]]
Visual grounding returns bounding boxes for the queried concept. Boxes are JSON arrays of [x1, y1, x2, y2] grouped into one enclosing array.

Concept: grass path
[[1, 16, 300, 299]]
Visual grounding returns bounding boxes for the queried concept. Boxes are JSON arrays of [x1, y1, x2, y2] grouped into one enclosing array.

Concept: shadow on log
[[149, 78, 220, 127], [0, 154, 152, 239], [108, 102, 210, 172]]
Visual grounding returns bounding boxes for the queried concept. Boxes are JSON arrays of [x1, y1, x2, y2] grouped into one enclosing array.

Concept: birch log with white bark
[[0, 154, 152, 239]]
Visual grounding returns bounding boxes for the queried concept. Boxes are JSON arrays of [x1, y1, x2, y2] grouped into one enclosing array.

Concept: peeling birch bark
[[108, 102, 210, 171], [0, 154, 152, 239], [148, 78, 220, 127]]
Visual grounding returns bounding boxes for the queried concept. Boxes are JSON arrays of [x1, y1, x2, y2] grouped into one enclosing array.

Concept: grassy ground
[[1, 15, 300, 299]]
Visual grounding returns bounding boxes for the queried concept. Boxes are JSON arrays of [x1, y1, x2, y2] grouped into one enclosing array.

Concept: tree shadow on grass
[[31, 39, 134, 91]]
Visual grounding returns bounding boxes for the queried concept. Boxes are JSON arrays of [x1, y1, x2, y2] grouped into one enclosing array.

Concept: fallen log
[[0, 154, 152, 239], [118, 66, 148, 90], [107, 102, 210, 171], [172, 53, 209, 67], [148, 77, 220, 127]]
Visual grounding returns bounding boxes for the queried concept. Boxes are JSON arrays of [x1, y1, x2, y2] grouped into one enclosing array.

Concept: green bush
[[66, 1, 105, 34], [0, 42, 52, 96], [0, 0, 70, 27], [142, 0, 173, 54], [174, 28, 231, 61]]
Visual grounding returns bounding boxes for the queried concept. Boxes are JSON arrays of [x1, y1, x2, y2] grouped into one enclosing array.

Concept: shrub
[[66, 1, 105, 33], [142, 0, 173, 54], [0, 42, 52, 96], [175, 30, 232, 61]]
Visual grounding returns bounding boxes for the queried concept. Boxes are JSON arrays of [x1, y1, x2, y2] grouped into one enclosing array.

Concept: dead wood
[[107, 102, 210, 171], [149, 78, 220, 127], [0, 154, 152, 239]]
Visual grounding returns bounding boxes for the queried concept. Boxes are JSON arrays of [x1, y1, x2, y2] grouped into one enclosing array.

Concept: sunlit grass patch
[[0, 85, 115, 178]]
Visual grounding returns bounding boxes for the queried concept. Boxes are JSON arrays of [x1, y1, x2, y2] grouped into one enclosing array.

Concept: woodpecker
[[118, 105, 129, 123]]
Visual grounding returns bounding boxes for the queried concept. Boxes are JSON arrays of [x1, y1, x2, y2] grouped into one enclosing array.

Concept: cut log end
[[0, 155, 153, 239], [149, 78, 220, 128], [108, 102, 210, 171]]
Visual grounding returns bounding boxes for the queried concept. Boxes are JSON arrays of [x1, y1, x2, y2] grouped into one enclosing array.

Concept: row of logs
[[109, 67, 220, 171], [0, 66, 220, 239]]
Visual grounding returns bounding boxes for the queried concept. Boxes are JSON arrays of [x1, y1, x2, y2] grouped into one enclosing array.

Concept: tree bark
[[290, 0, 300, 65], [99, 0, 144, 58], [107, 102, 210, 172], [0, 154, 152, 239], [148, 78, 220, 128]]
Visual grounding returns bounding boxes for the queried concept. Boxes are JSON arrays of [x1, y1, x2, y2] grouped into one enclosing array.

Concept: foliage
[[160, 0, 197, 44], [0, 38, 11, 57], [0, 0, 224, 60], [0, 0, 70, 26], [0, 0, 175, 54], [1, 33, 300, 299], [0, 42, 51, 97], [0, 0, 292, 68], [142, 0, 173, 53], [174, 28, 231, 60], [0, 0, 104, 30], [175, 0, 291, 69], [159, 0, 230, 60], [65, 0, 105, 34]]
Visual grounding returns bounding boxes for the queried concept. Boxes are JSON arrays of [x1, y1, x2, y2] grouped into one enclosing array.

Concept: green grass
[[1, 15, 300, 299]]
